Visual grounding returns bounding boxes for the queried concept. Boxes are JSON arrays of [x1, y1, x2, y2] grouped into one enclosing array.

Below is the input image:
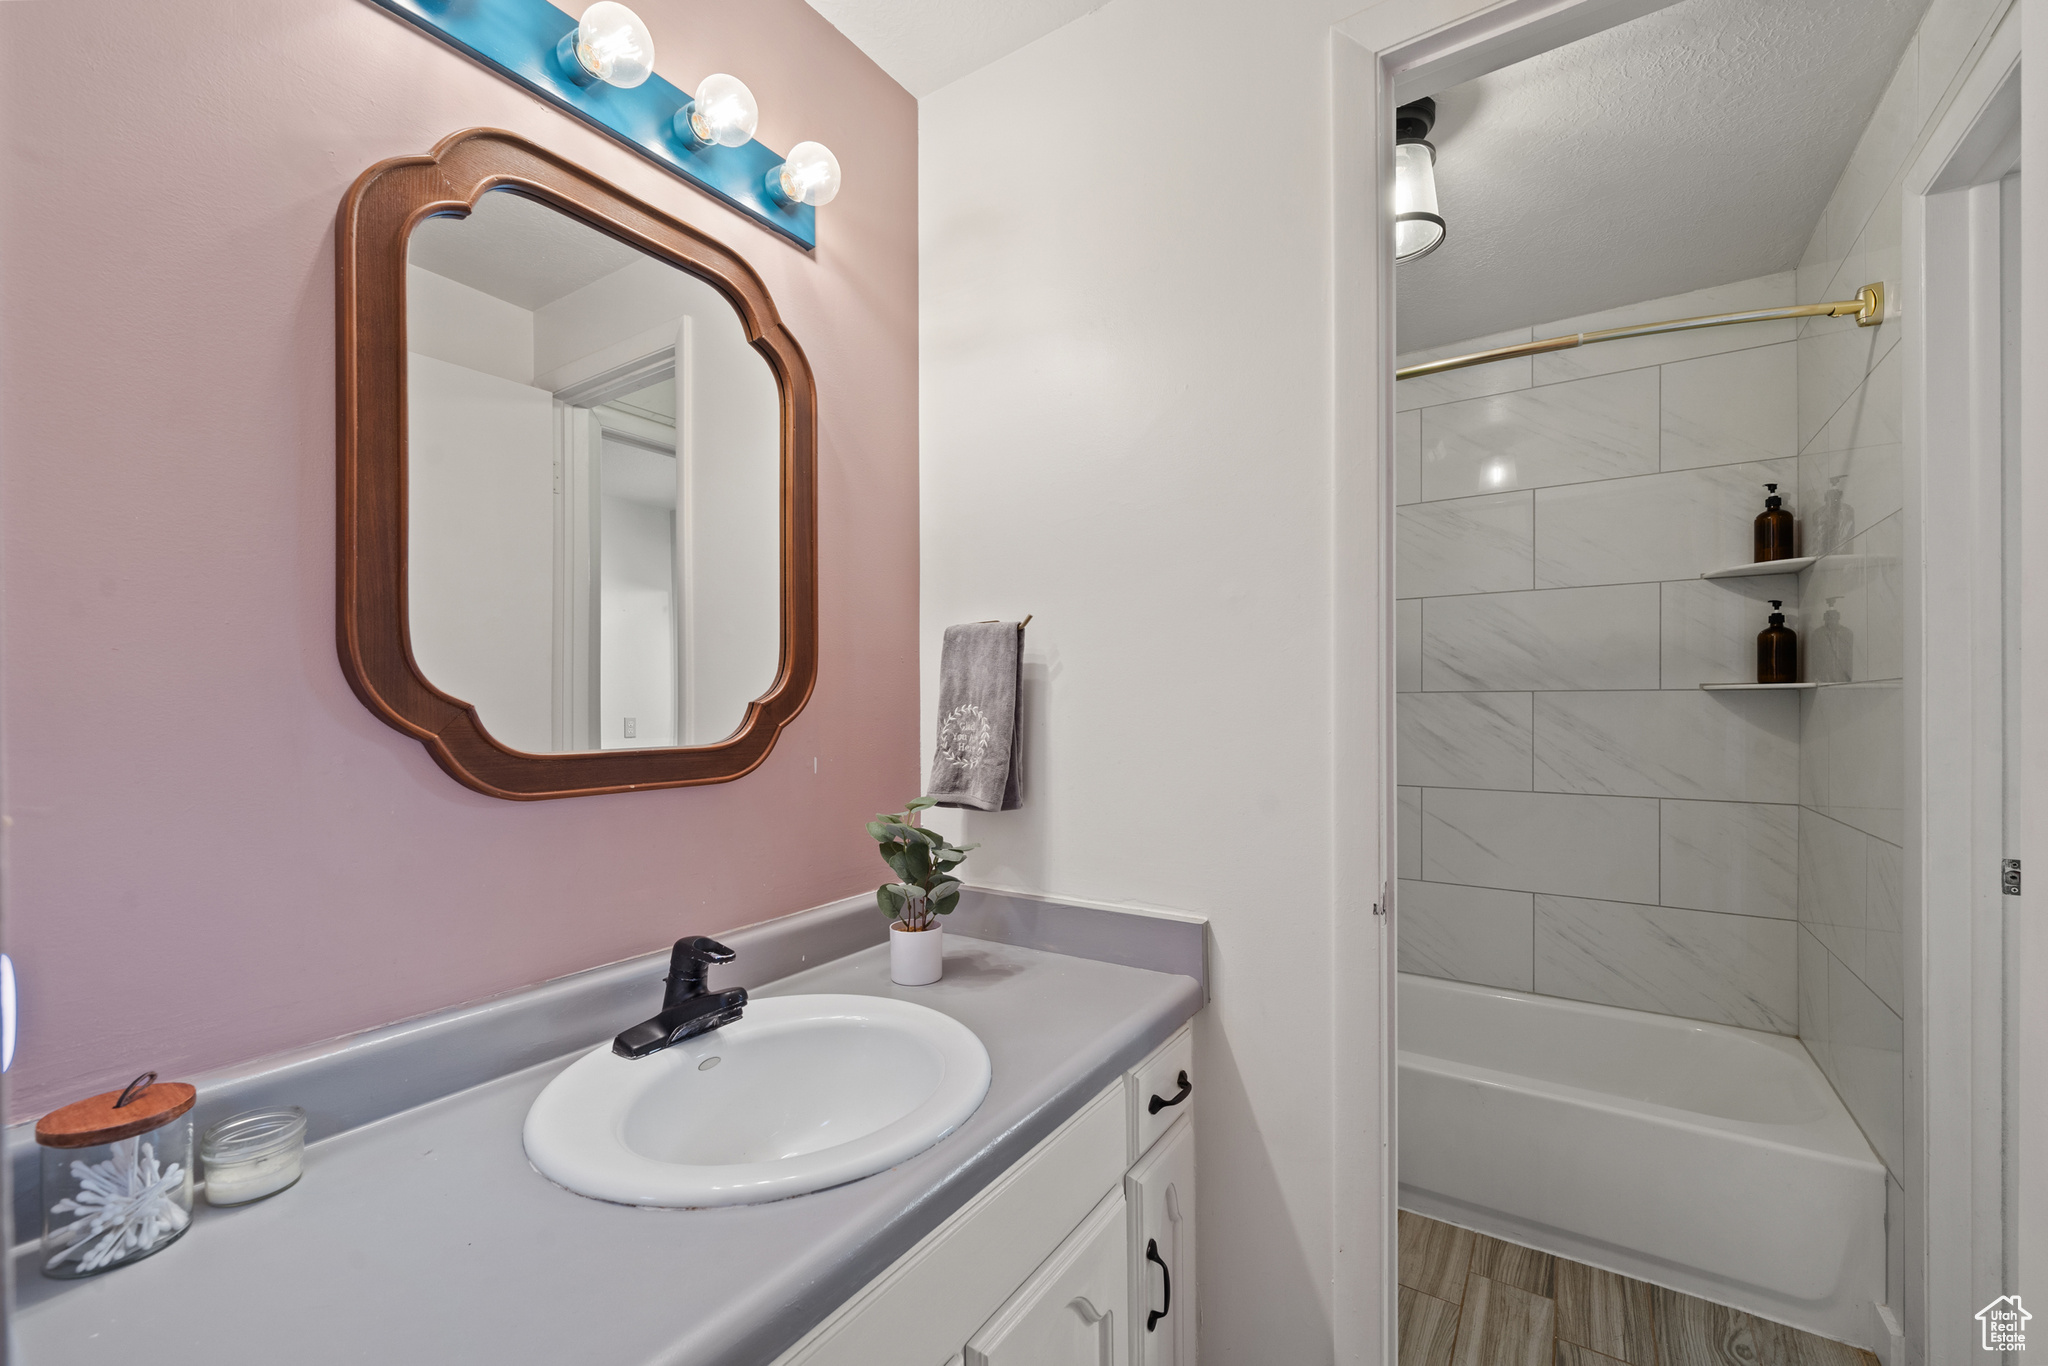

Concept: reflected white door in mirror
[[406, 188, 781, 756]]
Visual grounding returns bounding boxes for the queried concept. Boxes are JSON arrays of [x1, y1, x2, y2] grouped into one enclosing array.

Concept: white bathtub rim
[[1398, 1049, 1884, 1173]]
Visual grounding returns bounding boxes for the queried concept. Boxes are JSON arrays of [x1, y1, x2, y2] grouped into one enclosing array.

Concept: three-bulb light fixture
[[556, 2, 842, 209], [1393, 97, 1444, 263]]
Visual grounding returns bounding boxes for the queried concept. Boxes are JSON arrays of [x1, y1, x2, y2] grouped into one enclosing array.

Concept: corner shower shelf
[[1698, 682, 1820, 691], [1699, 556, 1818, 580]]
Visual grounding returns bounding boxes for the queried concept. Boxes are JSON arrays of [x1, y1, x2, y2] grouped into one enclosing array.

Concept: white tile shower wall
[[1778, 0, 2007, 1182], [1396, 272, 1808, 1034]]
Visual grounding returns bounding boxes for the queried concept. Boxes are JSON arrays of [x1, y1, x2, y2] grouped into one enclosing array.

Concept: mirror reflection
[[405, 189, 781, 754]]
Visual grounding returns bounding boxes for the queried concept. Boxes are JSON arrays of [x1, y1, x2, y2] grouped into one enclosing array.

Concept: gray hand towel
[[926, 622, 1022, 811]]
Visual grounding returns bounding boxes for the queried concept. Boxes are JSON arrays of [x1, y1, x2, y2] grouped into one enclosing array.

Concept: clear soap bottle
[[1758, 600, 1798, 684]]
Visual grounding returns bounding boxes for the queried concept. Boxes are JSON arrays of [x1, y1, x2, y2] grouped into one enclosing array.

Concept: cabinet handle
[[1148, 1070, 1192, 1115], [1145, 1238, 1172, 1331]]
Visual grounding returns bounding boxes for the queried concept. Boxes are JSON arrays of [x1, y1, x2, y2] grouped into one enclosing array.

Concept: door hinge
[[1373, 884, 1390, 916], [2003, 858, 2022, 896]]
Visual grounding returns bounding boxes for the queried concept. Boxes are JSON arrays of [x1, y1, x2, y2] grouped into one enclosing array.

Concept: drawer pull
[[1147, 1071, 1191, 1115], [1145, 1238, 1172, 1330]]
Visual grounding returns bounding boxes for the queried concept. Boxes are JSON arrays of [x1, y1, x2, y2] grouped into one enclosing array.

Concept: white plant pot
[[889, 921, 944, 986]]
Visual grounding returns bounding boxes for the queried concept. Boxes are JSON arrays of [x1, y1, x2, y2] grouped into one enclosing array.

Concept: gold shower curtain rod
[[1395, 283, 1885, 381]]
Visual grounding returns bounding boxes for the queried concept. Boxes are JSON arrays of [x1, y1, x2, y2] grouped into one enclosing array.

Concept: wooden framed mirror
[[336, 129, 818, 799]]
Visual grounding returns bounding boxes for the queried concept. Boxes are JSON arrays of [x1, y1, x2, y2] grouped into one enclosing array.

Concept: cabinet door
[[965, 1190, 1129, 1366], [1125, 1114, 1195, 1366]]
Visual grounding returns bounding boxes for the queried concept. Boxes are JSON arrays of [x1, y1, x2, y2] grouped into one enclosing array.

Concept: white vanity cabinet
[[1126, 1115, 1195, 1366], [773, 1023, 1196, 1366], [964, 1191, 1130, 1365]]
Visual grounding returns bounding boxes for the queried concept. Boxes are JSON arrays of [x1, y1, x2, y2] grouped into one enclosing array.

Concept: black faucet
[[612, 936, 748, 1059]]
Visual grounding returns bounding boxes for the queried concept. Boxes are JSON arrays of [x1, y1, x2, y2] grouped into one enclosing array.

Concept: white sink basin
[[523, 994, 991, 1207]]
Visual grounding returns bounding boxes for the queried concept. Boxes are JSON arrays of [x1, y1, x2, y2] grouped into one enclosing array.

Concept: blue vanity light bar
[[366, 0, 817, 250]]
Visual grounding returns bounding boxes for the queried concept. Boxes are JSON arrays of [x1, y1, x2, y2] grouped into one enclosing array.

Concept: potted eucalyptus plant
[[868, 797, 976, 985]]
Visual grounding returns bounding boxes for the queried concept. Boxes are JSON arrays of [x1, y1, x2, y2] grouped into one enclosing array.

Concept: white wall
[[920, 1, 1370, 1359], [599, 447, 682, 749], [1396, 273, 1806, 1035], [405, 353, 557, 753], [407, 264, 536, 385]]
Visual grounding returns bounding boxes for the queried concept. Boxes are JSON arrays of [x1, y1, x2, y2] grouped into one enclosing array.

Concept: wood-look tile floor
[[1397, 1211, 1882, 1366]]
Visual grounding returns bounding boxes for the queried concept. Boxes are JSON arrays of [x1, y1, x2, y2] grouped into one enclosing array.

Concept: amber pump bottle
[[1754, 484, 1795, 562], [1758, 600, 1798, 684]]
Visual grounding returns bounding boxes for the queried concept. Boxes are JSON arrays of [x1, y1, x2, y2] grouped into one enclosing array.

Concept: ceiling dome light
[[1394, 98, 1445, 264], [675, 73, 760, 149], [767, 142, 842, 208], [559, 2, 656, 89]]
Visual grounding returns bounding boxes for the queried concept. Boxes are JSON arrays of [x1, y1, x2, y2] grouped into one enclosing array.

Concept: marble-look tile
[[1660, 800, 1798, 919], [1399, 1211, 1476, 1301], [1399, 1287, 1462, 1366], [1799, 808, 1868, 979], [1533, 275, 1796, 384], [1798, 926, 1831, 1076], [1401, 786, 1423, 882], [1803, 548, 1864, 684], [1554, 1259, 1655, 1366], [1455, 1275, 1554, 1366], [1400, 692, 1533, 790], [1398, 409, 1423, 506], [1798, 443, 1902, 555], [1661, 578, 1793, 689], [1828, 951, 1904, 1172], [1856, 514, 1903, 683], [1865, 838, 1904, 1015], [1399, 327, 1535, 413], [1400, 599, 1423, 693], [1399, 880, 1534, 991], [1847, 34, 1919, 226], [1534, 897, 1797, 1033], [1422, 370, 1659, 500], [1423, 585, 1660, 692], [1533, 691, 1798, 803], [1660, 344, 1797, 471], [1534, 459, 1796, 589], [1802, 333, 1901, 456], [1802, 682, 1904, 846], [1423, 790, 1658, 903], [1920, 0, 2006, 126], [1399, 492, 1534, 598]]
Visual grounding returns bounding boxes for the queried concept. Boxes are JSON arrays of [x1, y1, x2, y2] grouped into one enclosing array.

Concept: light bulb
[[767, 141, 842, 208], [558, 2, 655, 89], [1394, 140, 1444, 263], [675, 73, 759, 149]]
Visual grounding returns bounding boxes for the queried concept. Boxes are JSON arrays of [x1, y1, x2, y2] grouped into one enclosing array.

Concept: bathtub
[[1398, 973, 1886, 1347]]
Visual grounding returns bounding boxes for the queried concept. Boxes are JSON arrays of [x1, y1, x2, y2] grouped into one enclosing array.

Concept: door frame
[[1902, 9, 2021, 1359], [1328, 3, 1695, 1360]]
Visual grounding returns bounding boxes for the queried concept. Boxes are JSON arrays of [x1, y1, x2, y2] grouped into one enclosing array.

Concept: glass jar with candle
[[201, 1107, 307, 1206], [36, 1071, 196, 1278]]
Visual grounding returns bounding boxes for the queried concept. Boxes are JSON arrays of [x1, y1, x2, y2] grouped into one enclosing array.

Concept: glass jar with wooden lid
[[35, 1071, 196, 1278]]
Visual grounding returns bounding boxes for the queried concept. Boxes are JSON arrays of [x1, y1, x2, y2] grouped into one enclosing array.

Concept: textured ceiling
[[1397, 0, 1929, 350], [409, 189, 646, 311], [802, 0, 1109, 96]]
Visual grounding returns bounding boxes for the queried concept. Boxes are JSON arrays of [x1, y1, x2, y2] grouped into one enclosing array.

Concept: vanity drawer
[[1127, 1025, 1194, 1161]]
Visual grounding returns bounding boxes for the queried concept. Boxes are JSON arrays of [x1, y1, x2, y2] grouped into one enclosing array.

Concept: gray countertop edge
[[10, 889, 1207, 1247]]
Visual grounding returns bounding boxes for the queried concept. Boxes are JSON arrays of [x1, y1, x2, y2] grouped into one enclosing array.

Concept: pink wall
[[0, 0, 918, 1119]]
